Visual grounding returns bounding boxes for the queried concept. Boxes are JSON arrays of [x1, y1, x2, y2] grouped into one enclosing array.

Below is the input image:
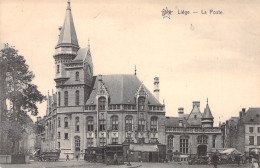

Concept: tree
[[0, 44, 46, 154]]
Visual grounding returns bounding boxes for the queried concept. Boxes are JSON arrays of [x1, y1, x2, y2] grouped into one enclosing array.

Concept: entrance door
[[197, 145, 207, 156], [75, 147, 80, 158], [75, 136, 80, 159]]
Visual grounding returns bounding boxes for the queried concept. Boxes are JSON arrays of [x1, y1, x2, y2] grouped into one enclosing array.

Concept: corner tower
[[201, 98, 214, 127]]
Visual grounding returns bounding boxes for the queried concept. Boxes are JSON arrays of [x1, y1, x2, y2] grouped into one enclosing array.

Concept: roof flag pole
[[134, 65, 137, 75]]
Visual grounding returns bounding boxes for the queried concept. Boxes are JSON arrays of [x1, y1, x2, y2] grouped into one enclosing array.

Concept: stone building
[[224, 108, 260, 154], [42, 1, 165, 159], [165, 100, 223, 161]]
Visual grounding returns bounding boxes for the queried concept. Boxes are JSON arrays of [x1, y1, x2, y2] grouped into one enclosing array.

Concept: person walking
[[211, 153, 219, 168], [66, 154, 70, 161]]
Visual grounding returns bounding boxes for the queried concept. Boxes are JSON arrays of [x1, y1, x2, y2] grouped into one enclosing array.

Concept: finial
[[88, 38, 90, 48], [207, 97, 208, 104], [67, 0, 71, 10], [134, 65, 137, 75]]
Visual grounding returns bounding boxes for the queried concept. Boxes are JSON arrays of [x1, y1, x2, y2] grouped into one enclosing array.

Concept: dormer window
[[75, 71, 79, 81]]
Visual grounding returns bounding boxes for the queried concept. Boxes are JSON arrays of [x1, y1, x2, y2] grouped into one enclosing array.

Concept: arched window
[[138, 97, 145, 111], [75, 117, 80, 132], [180, 135, 189, 154], [75, 90, 79, 105], [212, 135, 216, 148], [58, 92, 60, 106], [87, 116, 94, 131], [64, 91, 68, 106], [167, 135, 174, 149], [75, 71, 79, 81], [57, 65, 60, 74], [197, 135, 208, 144], [125, 116, 133, 131], [111, 115, 118, 131], [75, 136, 80, 147], [64, 117, 68, 128], [150, 116, 158, 132], [98, 97, 106, 110]]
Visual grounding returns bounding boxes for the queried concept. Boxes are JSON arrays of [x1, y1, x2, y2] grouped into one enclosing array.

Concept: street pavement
[[0, 160, 253, 168]]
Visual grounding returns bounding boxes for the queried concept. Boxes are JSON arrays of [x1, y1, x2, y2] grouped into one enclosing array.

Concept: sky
[[1, 0, 260, 125]]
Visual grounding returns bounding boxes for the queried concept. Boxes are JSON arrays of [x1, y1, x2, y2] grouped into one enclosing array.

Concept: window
[[75, 117, 80, 132], [258, 127, 260, 133], [257, 136, 260, 145], [213, 135, 217, 148], [100, 138, 106, 146], [167, 135, 174, 149], [87, 138, 93, 147], [75, 90, 79, 105], [151, 138, 157, 143], [75, 137, 80, 147], [138, 97, 145, 111], [75, 71, 79, 81], [197, 135, 208, 144], [179, 119, 183, 127], [64, 117, 68, 128], [151, 116, 158, 132], [64, 91, 68, 106], [112, 138, 118, 144], [57, 65, 60, 74], [99, 120, 105, 131], [57, 132, 60, 139], [87, 117, 94, 131], [249, 136, 254, 145], [111, 116, 119, 131], [125, 116, 133, 131], [58, 92, 60, 106], [180, 136, 189, 154], [64, 133, 69, 140], [126, 133, 132, 143], [249, 127, 254, 133], [98, 97, 106, 110], [58, 117, 61, 127], [138, 138, 145, 144], [138, 120, 145, 132], [194, 115, 197, 119], [58, 142, 60, 148]]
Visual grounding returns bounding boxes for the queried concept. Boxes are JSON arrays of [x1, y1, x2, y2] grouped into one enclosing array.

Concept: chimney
[[239, 111, 242, 118], [242, 108, 246, 116], [153, 77, 160, 102], [192, 101, 200, 109], [178, 107, 184, 118], [98, 75, 102, 89]]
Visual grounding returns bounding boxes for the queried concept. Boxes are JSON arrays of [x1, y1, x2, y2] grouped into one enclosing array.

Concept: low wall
[[0, 155, 29, 164], [0, 155, 12, 164]]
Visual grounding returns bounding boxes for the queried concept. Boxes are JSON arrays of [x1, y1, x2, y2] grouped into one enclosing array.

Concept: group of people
[[66, 154, 80, 161]]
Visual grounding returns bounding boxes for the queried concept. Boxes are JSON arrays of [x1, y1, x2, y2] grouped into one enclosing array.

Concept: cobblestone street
[[0, 160, 253, 168]]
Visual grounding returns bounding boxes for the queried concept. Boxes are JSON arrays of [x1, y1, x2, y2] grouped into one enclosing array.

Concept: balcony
[[166, 127, 221, 134]]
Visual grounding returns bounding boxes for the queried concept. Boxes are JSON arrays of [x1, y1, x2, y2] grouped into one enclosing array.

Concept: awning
[[220, 148, 241, 155], [129, 144, 158, 152]]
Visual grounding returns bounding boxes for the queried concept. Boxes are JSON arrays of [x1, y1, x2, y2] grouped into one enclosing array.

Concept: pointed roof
[[56, 0, 79, 49], [202, 101, 214, 119]]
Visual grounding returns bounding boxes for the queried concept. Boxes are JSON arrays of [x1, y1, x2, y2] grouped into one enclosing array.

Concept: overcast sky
[[1, 0, 260, 125]]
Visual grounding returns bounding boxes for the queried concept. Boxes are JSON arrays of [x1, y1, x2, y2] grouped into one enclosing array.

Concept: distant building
[[224, 108, 260, 155], [42, 1, 165, 160], [165, 100, 223, 161]]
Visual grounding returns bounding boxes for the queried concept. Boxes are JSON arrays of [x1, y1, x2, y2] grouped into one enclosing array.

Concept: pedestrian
[[252, 156, 259, 168], [66, 154, 70, 161], [92, 150, 96, 162], [114, 152, 118, 165], [235, 155, 241, 166], [76, 154, 78, 161], [211, 152, 219, 168]]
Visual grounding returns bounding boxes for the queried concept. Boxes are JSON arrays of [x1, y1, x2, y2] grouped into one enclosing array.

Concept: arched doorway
[[75, 136, 80, 159], [197, 145, 207, 156]]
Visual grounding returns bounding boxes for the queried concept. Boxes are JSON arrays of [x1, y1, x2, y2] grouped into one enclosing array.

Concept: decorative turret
[[153, 77, 160, 102], [201, 98, 214, 127]]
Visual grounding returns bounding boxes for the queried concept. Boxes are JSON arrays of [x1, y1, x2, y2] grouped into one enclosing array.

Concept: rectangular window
[[87, 138, 93, 147], [99, 120, 106, 131], [257, 136, 260, 145], [258, 127, 260, 133], [249, 127, 254, 133], [138, 120, 145, 132], [249, 136, 254, 145], [64, 133, 69, 140], [180, 138, 189, 154], [64, 91, 68, 106], [57, 65, 60, 74], [58, 118, 61, 127], [112, 138, 118, 144], [58, 142, 60, 148], [57, 132, 60, 139], [100, 138, 106, 147]]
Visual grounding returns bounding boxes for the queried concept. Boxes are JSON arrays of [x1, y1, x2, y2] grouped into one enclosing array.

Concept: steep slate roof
[[73, 48, 87, 61], [202, 103, 214, 119], [86, 74, 162, 106], [187, 105, 202, 126], [165, 117, 190, 127], [56, 1, 79, 48], [243, 108, 260, 124]]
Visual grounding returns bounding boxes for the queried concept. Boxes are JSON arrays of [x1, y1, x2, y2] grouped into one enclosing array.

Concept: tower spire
[[134, 65, 137, 75], [56, 0, 79, 49]]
